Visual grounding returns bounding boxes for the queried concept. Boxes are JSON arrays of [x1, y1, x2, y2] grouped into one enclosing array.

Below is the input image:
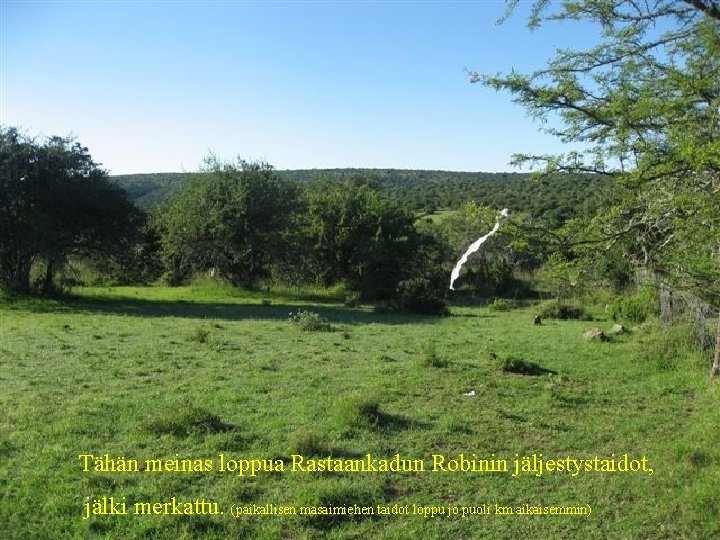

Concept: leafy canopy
[[152, 157, 297, 286], [483, 0, 720, 306], [0, 127, 141, 294]]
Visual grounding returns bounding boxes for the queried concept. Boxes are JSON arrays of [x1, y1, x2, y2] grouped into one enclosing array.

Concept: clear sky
[[1, 1, 600, 174]]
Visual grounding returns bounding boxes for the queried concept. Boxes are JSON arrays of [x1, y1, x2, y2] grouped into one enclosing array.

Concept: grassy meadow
[[1, 285, 718, 539]]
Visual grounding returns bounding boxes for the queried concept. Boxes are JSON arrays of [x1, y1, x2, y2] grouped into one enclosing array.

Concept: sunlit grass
[[1, 285, 718, 539]]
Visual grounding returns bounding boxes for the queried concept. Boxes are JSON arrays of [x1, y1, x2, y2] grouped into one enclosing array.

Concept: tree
[[152, 158, 296, 286], [0, 127, 141, 295], [301, 176, 419, 299], [482, 1, 720, 374]]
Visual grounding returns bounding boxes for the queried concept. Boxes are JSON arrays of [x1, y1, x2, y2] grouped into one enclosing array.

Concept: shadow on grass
[[501, 357, 558, 376], [14, 294, 446, 326], [374, 411, 426, 432]]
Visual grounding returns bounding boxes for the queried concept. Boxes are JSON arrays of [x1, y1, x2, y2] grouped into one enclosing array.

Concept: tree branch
[[682, 0, 720, 20]]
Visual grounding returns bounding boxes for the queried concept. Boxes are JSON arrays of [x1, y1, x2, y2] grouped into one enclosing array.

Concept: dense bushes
[[610, 289, 658, 324], [393, 277, 449, 316]]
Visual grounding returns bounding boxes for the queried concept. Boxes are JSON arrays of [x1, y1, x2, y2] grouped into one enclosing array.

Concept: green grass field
[[415, 209, 459, 225], [1, 286, 718, 539]]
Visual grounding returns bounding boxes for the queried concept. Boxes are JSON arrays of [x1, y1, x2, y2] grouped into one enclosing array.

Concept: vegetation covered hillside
[[112, 169, 618, 229]]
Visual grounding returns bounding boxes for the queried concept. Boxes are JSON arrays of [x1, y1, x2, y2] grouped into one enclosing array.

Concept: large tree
[[0, 127, 141, 295], [152, 158, 296, 286], [480, 1, 720, 374], [301, 176, 419, 299]]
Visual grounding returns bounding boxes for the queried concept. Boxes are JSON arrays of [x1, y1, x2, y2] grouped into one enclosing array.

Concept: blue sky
[[2, 1, 601, 174]]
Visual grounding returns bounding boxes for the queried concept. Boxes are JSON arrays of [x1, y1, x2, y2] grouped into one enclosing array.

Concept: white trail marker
[[449, 208, 510, 291]]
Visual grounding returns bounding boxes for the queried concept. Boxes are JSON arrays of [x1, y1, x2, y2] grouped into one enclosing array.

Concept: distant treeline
[[7, 124, 625, 309], [112, 169, 618, 229]]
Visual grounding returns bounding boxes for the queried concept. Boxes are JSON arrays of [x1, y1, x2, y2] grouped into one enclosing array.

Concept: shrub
[[610, 289, 658, 324], [288, 309, 334, 332], [537, 300, 588, 320], [393, 277, 449, 316]]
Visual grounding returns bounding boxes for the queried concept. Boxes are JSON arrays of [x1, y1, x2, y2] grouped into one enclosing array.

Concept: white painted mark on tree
[[449, 208, 510, 291]]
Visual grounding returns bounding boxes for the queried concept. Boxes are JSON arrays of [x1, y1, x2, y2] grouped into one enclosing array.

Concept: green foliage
[[152, 158, 296, 287], [486, 2, 720, 313], [537, 300, 589, 320], [537, 253, 584, 301], [0, 127, 142, 295], [591, 244, 635, 292], [441, 202, 517, 292], [610, 289, 659, 324], [639, 320, 707, 371], [89, 220, 164, 286], [288, 309, 334, 332], [343, 291, 362, 307], [107, 168, 621, 303], [109, 172, 188, 209], [393, 277, 449, 316], [114, 169, 617, 230], [300, 176, 419, 299]]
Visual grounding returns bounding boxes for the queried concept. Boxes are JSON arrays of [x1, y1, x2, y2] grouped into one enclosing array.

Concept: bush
[[537, 300, 589, 320], [288, 309, 334, 332], [393, 277, 449, 316], [610, 289, 658, 324]]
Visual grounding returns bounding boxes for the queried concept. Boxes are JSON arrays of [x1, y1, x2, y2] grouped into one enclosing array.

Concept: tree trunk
[[42, 258, 55, 297], [712, 311, 720, 377], [2, 255, 33, 295]]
